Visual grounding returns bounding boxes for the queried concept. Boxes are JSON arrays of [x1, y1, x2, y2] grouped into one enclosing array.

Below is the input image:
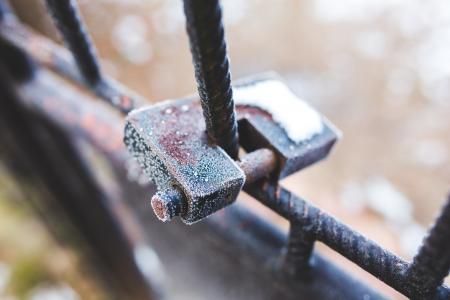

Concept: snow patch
[[234, 80, 324, 143]]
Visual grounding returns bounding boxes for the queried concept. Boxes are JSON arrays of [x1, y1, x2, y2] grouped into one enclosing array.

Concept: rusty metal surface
[[45, 0, 101, 86], [238, 148, 277, 184], [0, 19, 142, 113], [124, 74, 340, 224], [2, 6, 449, 300], [151, 187, 184, 222], [125, 98, 245, 224]]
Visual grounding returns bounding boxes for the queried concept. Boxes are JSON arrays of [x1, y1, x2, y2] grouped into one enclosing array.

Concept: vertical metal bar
[[408, 196, 450, 296], [45, 0, 102, 86], [283, 221, 314, 276], [183, 0, 239, 159]]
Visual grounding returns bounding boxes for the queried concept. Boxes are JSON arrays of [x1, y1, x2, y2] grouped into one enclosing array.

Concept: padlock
[[124, 73, 340, 224], [124, 99, 246, 224]]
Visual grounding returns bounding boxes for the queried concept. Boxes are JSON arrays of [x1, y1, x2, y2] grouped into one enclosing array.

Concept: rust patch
[[236, 105, 273, 121], [151, 197, 167, 221], [158, 129, 194, 165]]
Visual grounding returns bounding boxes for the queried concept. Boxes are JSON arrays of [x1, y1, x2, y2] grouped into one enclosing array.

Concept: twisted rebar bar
[[284, 221, 314, 276], [407, 196, 450, 297], [183, 0, 239, 159], [45, 0, 101, 86]]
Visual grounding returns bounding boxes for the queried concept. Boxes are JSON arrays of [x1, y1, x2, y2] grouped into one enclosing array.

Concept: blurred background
[[1, 0, 450, 299]]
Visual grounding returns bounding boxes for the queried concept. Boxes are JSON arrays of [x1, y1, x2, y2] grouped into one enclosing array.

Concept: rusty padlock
[[124, 73, 340, 224]]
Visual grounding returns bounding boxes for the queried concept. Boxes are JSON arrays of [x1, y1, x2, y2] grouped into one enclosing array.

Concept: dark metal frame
[[0, 1, 449, 299]]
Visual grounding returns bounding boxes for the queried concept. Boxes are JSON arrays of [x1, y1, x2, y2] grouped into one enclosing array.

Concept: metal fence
[[0, 1, 449, 299]]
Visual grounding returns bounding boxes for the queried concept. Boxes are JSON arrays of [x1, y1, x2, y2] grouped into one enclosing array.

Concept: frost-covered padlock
[[124, 73, 340, 224], [124, 99, 245, 224]]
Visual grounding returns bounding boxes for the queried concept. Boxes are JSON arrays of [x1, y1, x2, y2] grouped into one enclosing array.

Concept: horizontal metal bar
[[237, 148, 277, 184]]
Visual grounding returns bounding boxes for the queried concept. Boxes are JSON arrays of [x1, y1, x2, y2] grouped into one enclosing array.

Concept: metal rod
[[245, 181, 450, 299], [45, 0, 101, 86], [237, 148, 278, 184], [283, 221, 315, 276], [183, 0, 240, 159], [407, 196, 450, 296]]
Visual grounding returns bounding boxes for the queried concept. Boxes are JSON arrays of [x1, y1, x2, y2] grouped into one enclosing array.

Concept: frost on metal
[[124, 73, 340, 222], [234, 78, 324, 143], [124, 123, 172, 188], [124, 99, 245, 224]]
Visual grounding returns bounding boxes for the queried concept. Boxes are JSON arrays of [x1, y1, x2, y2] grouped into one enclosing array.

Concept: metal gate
[[0, 1, 448, 299]]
